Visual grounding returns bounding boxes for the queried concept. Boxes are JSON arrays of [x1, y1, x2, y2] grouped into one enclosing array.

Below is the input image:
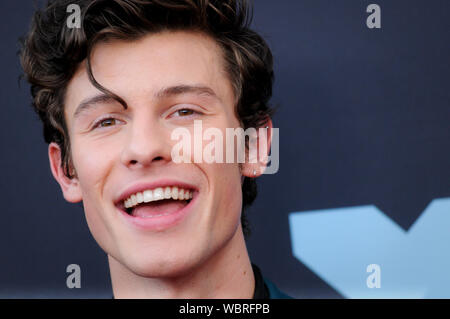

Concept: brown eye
[[100, 118, 116, 127], [177, 109, 194, 116], [93, 117, 121, 130]]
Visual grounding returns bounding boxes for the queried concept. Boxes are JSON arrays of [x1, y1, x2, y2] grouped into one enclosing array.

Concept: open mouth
[[118, 186, 194, 218]]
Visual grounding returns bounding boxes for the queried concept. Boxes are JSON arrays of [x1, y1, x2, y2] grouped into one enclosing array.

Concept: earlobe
[[48, 142, 82, 203], [241, 164, 259, 178]]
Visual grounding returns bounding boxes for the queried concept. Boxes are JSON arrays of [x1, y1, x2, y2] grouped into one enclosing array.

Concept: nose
[[120, 114, 172, 169]]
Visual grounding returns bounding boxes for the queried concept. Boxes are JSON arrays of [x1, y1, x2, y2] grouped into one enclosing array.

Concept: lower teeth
[[126, 199, 191, 216], [138, 211, 173, 218]]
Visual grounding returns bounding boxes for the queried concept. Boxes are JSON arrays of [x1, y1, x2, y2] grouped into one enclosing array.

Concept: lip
[[114, 179, 199, 231]]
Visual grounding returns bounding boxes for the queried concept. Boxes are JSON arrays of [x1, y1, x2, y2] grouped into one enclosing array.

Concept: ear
[[48, 142, 82, 203], [241, 118, 273, 178]]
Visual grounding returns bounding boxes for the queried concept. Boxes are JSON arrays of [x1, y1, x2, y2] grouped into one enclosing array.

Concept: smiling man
[[20, 0, 290, 299]]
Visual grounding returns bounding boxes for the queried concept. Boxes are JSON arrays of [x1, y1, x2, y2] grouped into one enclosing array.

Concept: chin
[[120, 247, 203, 279]]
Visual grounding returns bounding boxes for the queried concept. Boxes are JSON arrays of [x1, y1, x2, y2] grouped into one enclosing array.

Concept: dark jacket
[[252, 263, 293, 299]]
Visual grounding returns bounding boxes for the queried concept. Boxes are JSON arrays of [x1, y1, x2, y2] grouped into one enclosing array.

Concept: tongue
[[131, 199, 188, 218]]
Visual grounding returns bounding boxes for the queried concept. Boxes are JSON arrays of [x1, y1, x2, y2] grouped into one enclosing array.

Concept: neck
[[108, 225, 255, 298]]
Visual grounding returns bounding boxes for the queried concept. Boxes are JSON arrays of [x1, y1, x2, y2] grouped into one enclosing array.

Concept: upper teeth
[[124, 186, 193, 209]]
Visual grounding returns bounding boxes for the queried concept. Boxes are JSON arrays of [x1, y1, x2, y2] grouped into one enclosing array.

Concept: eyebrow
[[156, 84, 220, 101], [73, 94, 118, 119], [73, 84, 220, 119]]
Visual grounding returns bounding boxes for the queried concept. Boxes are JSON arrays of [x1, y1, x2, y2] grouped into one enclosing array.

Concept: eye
[[177, 109, 195, 116], [169, 107, 202, 119], [92, 117, 123, 130]]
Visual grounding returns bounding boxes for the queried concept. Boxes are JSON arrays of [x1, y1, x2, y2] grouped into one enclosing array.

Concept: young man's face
[[50, 31, 256, 277]]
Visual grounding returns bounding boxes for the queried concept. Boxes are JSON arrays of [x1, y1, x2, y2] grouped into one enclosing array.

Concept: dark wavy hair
[[19, 0, 274, 237]]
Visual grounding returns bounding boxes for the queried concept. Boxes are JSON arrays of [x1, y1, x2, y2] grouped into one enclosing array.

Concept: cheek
[[212, 164, 243, 242], [71, 137, 117, 185], [202, 117, 244, 219], [81, 196, 117, 256], [206, 162, 243, 223], [71, 140, 118, 252], [70, 138, 117, 222]]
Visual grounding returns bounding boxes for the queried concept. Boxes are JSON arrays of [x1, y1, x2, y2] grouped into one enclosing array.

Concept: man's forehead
[[89, 30, 225, 78]]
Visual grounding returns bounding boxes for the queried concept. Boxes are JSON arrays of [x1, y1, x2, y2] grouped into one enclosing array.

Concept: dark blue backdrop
[[0, 0, 449, 298]]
